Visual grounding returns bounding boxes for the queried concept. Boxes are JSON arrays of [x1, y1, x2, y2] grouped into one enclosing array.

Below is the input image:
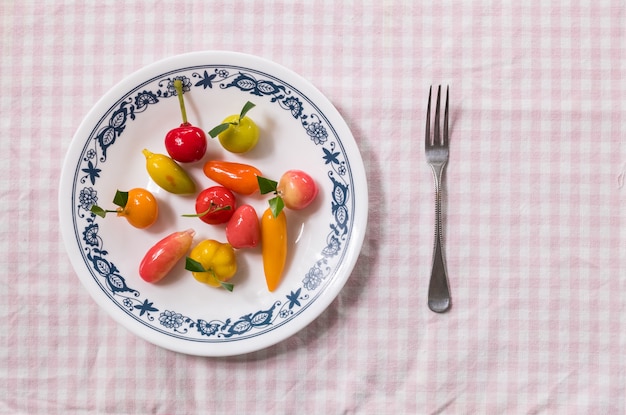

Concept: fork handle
[[428, 163, 451, 313]]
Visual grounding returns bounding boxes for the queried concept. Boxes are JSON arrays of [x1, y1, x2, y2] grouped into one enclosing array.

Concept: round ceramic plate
[[59, 51, 367, 356]]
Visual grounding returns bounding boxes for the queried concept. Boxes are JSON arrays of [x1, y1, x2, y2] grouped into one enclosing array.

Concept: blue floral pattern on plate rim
[[70, 63, 357, 344]]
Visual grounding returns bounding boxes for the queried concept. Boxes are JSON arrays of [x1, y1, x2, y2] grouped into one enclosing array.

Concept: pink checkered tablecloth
[[1, 1, 626, 413]]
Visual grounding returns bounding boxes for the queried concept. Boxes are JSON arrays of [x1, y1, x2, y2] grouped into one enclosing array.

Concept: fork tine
[[434, 85, 441, 145], [425, 86, 432, 147], [443, 85, 449, 146]]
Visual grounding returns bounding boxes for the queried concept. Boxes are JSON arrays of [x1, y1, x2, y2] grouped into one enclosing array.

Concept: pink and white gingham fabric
[[1, 1, 625, 413]]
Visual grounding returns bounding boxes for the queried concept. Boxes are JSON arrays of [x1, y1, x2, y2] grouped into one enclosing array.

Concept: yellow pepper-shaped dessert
[[187, 239, 237, 291], [142, 149, 196, 194]]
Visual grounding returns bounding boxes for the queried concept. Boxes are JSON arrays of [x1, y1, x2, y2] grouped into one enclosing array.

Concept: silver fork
[[425, 85, 451, 313]]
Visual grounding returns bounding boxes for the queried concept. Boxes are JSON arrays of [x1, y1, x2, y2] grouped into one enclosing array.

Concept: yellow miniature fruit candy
[[208, 102, 259, 153], [216, 114, 259, 153], [187, 240, 237, 291], [142, 149, 196, 194]]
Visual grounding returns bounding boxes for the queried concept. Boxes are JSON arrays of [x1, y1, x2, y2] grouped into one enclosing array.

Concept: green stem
[[181, 201, 231, 218], [174, 79, 188, 124], [211, 269, 234, 292], [185, 257, 234, 291], [90, 205, 120, 218]]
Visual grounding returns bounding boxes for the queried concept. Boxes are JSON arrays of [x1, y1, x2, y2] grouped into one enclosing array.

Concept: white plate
[[59, 51, 367, 356]]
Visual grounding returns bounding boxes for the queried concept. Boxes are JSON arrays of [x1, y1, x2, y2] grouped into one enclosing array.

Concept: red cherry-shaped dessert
[[165, 79, 207, 163], [191, 186, 237, 225]]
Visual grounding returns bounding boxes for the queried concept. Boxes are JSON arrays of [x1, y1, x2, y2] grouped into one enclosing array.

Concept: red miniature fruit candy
[[226, 204, 260, 249], [192, 186, 236, 225], [165, 124, 207, 163], [164, 79, 207, 163]]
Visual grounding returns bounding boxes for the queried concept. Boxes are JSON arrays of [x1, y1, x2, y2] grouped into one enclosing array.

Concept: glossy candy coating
[[139, 229, 195, 283], [189, 239, 237, 287], [142, 149, 196, 194]]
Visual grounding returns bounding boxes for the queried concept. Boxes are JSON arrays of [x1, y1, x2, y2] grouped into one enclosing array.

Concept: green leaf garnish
[[112, 190, 128, 208], [257, 176, 284, 216], [219, 281, 235, 292], [185, 257, 206, 272], [90, 205, 107, 218], [208, 101, 256, 138], [88, 190, 130, 218], [268, 196, 285, 218], [208, 123, 232, 138], [257, 176, 278, 194], [239, 101, 256, 119], [184, 257, 234, 292]]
